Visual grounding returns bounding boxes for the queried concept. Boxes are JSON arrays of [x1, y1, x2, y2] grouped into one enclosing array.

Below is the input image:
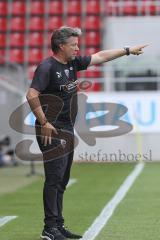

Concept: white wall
[[105, 16, 160, 56]]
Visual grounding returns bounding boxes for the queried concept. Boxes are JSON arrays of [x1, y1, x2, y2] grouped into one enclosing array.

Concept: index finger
[[140, 44, 149, 49]]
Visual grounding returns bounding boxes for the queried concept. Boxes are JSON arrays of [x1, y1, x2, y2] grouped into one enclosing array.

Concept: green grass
[[63, 163, 134, 234], [0, 163, 133, 240], [0, 165, 43, 196], [96, 163, 160, 240], [0, 163, 160, 240]]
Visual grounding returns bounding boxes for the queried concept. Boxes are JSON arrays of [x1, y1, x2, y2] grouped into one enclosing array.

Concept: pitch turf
[[0, 163, 159, 240]]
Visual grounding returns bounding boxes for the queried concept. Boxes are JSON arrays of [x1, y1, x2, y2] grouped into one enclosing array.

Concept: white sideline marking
[[67, 178, 77, 188], [0, 216, 18, 227], [82, 163, 145, 240]]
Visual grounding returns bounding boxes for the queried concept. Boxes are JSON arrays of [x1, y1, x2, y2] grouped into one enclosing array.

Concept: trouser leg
[[43, 154, 68, 228], [57, 150, 74, 226]]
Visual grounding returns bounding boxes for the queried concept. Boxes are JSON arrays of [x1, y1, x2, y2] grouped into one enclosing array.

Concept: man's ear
[[59, 43, 65, 51]]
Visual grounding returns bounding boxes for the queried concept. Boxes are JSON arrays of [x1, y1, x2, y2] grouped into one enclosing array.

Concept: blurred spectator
[[0, 136, 17, 167]]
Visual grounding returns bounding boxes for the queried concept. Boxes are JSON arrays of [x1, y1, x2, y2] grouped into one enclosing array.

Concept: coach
[[26, 26, 147, 240]]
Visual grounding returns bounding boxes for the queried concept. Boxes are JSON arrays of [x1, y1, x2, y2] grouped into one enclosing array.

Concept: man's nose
[[76, 45, 79, 51]]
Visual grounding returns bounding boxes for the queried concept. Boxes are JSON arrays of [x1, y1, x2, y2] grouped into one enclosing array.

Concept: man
[[26, 26, 147, 240]]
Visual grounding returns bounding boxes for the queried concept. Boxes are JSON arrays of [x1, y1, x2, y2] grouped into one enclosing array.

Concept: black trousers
[[35, 123, 74, 228]]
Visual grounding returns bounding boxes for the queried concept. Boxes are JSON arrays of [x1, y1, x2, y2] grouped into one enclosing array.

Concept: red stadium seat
[[66, 16, 81, 28], [85, 16, 101, 30], [28, 48, 43, 64], [85, 31, 101, 46], [0, 2, 7, 16], [29, 17, 44, 31], [122, 1, 138, 16], [29, 32, 43, 47], [86, 0, 100, 15], [48, 16, 63, 31], [105, 0, 119, 16], [11, 1, 26, 15], [30, 1, 45, 15], [67, 0, 81, 15], [140, 2, 156, 15], [11, 17, 25, 31], [49, 0, 63, 15], [0, 49, 5, 64], [10, 33, 25, 47], [0, 17, 7, 32], [85, 46, 100, 55], [0, 33, 6, 47], [9, 49, 24, 63], [44, 47, 53, 58], [149, 4, 157, 15]]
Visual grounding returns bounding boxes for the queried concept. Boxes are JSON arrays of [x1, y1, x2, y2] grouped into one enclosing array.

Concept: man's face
[[60, 36, 79, 60]]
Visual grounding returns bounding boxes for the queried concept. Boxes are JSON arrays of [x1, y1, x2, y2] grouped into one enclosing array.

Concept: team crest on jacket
[[64, 69, 69, 78], [56, 71, 62, 78]]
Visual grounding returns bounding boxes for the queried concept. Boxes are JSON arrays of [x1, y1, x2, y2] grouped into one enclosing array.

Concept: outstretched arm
[[89, 44, 148, 66]]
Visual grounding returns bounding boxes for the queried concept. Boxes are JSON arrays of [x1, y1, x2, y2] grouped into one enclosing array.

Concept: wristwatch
[[124, 46, 130, 56]]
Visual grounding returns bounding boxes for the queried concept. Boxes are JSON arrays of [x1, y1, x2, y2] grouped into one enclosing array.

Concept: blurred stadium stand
[[0, 0, 160, 92], [0, 0, 160, 162]]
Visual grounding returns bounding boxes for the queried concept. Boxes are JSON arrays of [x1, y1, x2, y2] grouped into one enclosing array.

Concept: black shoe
[[58, 225, 82, 239], [41, 227, 67, 240]]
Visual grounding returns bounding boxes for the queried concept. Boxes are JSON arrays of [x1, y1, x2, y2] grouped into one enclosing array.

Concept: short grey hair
[[51, 26, 82, 53]]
